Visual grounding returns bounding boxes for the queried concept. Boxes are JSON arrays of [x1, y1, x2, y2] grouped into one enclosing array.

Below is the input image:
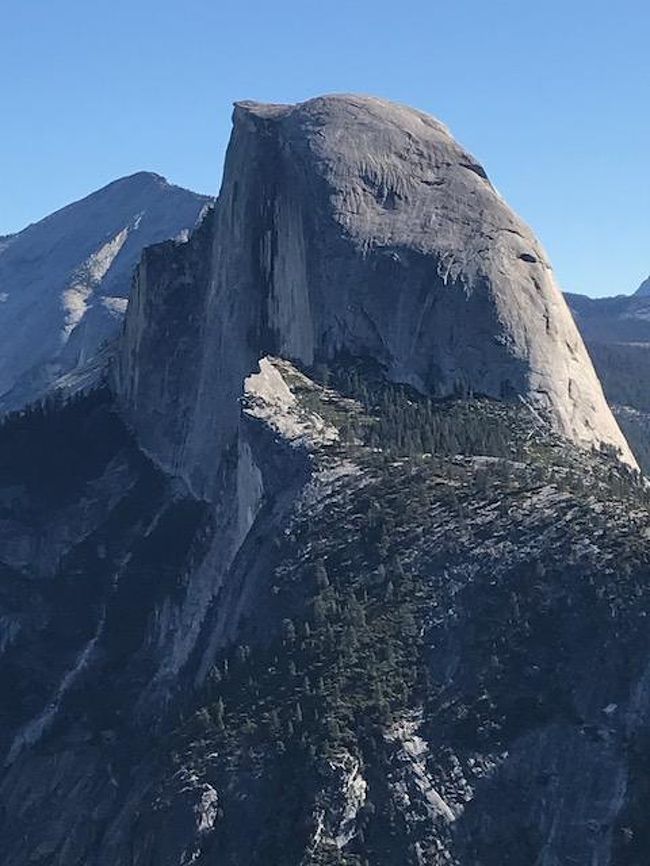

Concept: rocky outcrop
[[117, 94, 635, 482], [0, 172, 210, 411]]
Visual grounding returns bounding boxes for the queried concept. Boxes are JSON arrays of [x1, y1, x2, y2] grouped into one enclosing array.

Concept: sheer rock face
[[116, 207, 216, 480], [116, 94, 635, 493], [0, 172, 210, 411]]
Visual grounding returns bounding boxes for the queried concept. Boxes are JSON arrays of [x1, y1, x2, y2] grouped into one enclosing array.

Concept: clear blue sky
[[1, 0, 648, 297]]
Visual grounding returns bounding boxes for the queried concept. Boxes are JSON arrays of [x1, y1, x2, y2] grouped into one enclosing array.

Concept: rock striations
[[117, 95, 636, 484], [1, 96, 647, 866], [0, 172, 210, 411]]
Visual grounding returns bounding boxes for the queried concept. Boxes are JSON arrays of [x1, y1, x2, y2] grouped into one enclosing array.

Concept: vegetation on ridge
[[159, 358, 650, 865]]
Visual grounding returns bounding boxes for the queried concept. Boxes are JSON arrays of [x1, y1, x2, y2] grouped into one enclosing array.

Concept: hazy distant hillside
[[0, 172, 210, 411], [566, 279, 650, 471]]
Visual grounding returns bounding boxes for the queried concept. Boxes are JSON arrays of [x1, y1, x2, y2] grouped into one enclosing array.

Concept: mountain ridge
[[0, 95, 648, 866], [0, 171, 211, 411], [565, 280, 650, 471]]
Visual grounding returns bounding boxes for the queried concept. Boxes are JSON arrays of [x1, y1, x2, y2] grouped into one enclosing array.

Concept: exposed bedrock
[[116, 94, 636, 494]]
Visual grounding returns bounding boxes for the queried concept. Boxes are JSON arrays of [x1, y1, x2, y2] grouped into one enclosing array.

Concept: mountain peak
[[103, 170, 200, 194], [0, 174, 211, 411], [235, 92, 452, 133], [117, 94, 636, 486], [102, 170, 170, 189]]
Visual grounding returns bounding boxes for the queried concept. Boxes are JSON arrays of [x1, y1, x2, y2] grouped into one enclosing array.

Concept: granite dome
[[118, 94, 636, 482]]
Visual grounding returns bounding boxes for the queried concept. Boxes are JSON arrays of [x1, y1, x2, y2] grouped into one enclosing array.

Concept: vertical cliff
[[116, 94, 636, 490]]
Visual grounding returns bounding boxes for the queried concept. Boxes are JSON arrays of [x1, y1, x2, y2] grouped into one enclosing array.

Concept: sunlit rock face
[[1, 94, 647, 866], [117, 94, 636, 491], [0, 172, 210, 411]]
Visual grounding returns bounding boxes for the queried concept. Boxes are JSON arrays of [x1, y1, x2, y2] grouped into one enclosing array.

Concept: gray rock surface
[[117, 95, 636, 483], [1, 95, 647, 866], [635, 275, 650, 297], [0, 172, 210, 411]]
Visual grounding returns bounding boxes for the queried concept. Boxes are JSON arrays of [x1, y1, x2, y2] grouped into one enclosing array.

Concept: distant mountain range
[[567, 275, 650, 344], [566, 276, 650, 470], [0, 172, 210, 411]]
